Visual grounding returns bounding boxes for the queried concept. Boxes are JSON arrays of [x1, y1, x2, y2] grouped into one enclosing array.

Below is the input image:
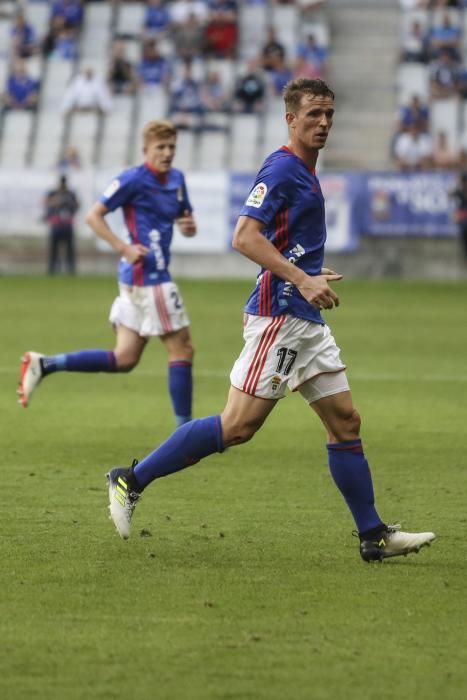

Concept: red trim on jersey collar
[[144, 160, 168, 184], [280, 145, 316, 175]]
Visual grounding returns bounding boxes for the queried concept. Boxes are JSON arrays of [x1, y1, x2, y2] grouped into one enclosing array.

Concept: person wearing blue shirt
[[144, 0, 171, 35], [105, 78, 436, 564], [18, 120, 198, 428], [4, 59, 39, 110]]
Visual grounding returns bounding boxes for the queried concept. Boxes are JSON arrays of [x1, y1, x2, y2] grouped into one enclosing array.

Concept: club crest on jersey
[[246, 182, 267, 208], [103, 179, 120, 198], [271, 375, 281, 392]]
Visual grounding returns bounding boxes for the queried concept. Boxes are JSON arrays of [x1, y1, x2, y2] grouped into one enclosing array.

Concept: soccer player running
[[18, 120, 197, 428], [106, 79, 435, 562]]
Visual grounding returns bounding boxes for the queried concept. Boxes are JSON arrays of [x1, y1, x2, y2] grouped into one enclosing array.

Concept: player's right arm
[[232, 215, 341, 310], [85, 201, 149, 264]]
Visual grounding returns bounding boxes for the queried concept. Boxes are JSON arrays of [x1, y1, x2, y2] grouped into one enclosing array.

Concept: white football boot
[[107, 461, 142, 539], [18, 352, 44, 407], [359, 524, 435, 562]]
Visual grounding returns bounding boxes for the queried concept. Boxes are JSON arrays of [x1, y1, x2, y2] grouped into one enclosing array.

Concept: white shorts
[[230, 314, 348, 402], [109, 282, 190, 338]]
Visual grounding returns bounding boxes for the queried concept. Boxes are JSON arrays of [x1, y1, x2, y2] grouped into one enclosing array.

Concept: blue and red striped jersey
[[240, 146, 326, 324], [100, 161, 192, 286]]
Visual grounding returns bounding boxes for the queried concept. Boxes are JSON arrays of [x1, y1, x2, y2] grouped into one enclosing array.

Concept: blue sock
[[168, 361, 192, 426], [327, 439, 384, 534], [41, 350, 117, 375], [134, 415, 224, 488]]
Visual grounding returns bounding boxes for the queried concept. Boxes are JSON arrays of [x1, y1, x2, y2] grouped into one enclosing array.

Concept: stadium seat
[[397, 63, 430, 104], [99, 94, 134, 169], [32, 109, 66, 168], [300, 21, 330, 47], [197, 129, 228, 172], [238, 3, 268, 60], [115, 1, 145, 39], [133, 84, 169, 160], [173, 129, 195, 171], [68, 112, 100, 167], [229, 114, 261, 171], [271, 3, 299, 60], [40, 59, 74, 111], [80, 2, 113, 62], [24, 0, 50, 36], [0, 111, 34, 167], [430, 98, 460, 150]]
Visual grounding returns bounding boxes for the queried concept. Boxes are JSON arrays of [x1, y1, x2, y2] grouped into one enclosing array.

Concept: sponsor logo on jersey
[[271, 375, 281, 392], [103, 179, 120, 198], [246, 182, 268, 208]]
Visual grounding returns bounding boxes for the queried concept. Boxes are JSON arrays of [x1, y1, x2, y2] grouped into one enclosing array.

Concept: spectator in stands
[[138, 38, 171, 87], [61, 67, 112, 115], [394, 122, 433, 171], [199, 69, 230, 115], [267, 53, 293, 96], [430, 49, 460, 99], [57, 145, 82, 174], [204, 0, 239, 58], [2, 59, 40, 112], [42, 15, 67, 57], [50, 0, 84, 32], [432, 1, 462, 9], [459, 130, 467, 168], [172, 11, 205, 61], [297, 0, 327, 16], [143, 0, 171, 38], [429, 11, 461, 62], [449, 169, 467, 261], [44, 174, 79, 275], [294, 33, 328, 79], [400, 18, 430, 63], [432, 130, 459, 169], [10, 10, 38, 58], [398, 94, 430, 133], [169, 61, 204, 130], [107, 40, 138, 95], [233, 58, 265, 113], [399, 0, 430, 8], [455, 62, 467, 99], [170, 0, 209, 26], [52, 25, 79, 60], [261, 26, 286, 71]]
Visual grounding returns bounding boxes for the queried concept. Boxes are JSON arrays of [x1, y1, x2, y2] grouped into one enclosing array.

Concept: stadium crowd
[[395, 0, 467, 171], [0, 0, 330, 168]]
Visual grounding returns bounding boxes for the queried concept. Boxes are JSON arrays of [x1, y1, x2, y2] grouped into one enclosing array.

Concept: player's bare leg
[[220, 386, 277, 447], [114, 324, 147, 371], [310, 386, 435, 562]]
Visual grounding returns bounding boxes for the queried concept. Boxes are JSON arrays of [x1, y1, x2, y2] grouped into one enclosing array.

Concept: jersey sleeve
[[99, 169, 136, 212], [239, 157, 295, 225]]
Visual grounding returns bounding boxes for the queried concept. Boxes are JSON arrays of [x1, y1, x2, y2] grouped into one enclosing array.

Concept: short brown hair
[[143, 120, 177, 146], [283, 78, 335, 113]]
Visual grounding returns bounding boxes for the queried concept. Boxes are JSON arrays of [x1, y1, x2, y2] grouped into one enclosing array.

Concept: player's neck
[[286, 141, 318, 172]]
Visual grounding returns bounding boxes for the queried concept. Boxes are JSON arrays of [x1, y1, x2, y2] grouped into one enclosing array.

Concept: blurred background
[[1, 0, 467, 280]]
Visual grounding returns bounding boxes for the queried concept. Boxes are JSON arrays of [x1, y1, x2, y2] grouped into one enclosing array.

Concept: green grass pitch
[[1, 275, 467, 700]]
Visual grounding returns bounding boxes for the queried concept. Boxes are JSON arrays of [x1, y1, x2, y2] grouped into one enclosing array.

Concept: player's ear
[[286, 111, 296, 128]]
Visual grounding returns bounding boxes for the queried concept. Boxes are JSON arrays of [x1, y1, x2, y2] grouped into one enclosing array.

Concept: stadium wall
[[0, 168, 464, 280]]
